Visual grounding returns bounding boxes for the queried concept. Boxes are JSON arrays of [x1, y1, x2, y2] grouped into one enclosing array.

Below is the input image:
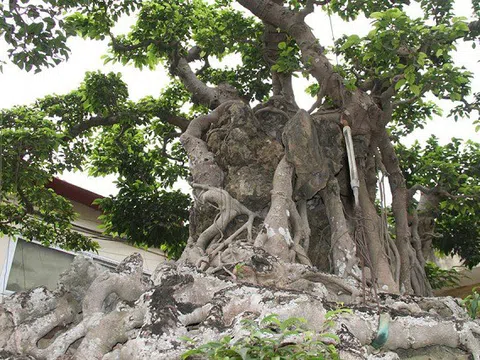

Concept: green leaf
[[395, 78, 406, 90], [340, 35, 360, 50], [370, 12, 383, 19], [410, 84, 421, 96], [454, 22, 470, 32], [363, 52, 374, 61], [417, 52, 427, 66], [450, 93, 462, 101], [260, 314, 280, 325]]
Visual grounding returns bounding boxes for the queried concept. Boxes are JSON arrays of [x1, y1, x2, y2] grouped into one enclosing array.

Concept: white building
[[0, 178, 166, 298]]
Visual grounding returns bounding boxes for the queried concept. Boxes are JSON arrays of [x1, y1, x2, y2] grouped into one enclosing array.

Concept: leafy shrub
[[462, 287, 480, 319], [181, 310, 351, 360], [425, 261, 461, 289]]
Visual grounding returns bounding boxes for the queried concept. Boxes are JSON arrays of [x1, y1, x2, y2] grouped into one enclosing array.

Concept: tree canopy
[[0, 0, 479, 288]]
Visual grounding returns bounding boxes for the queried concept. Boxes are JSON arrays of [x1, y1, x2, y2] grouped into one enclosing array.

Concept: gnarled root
[[189, 183, 257, 271], [320, 178, 359, 278], [3, 257, 480, 360], [111, 264, 480, 360], [0, 254, 149, 360], [74, 306, 146, 360]]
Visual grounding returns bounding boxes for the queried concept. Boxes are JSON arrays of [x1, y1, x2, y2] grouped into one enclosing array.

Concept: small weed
[[181, 309, 351, 360], [462, 287, 480, 320]]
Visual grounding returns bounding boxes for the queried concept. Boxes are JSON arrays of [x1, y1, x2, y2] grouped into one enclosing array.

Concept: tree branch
[[392, 95, 420, 108], [238, 0, 383, 134], [298, 0, 332, 20], [65, 115, 120, 140], [111, 38, 156, 52], [164, 114, 190, 132], [110, 34, 229, 110], [186, 45, 202, 62], [408, 184, 437, 199], [408, 184, 480, 201], [468, 19, 480, 38], [64, 112, 190, 140]]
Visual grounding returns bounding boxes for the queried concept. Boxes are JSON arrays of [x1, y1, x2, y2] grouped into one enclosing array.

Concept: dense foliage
[[424, 261, 461, 289], [0, 0, 479, 268], [397, 137, 480, 268]]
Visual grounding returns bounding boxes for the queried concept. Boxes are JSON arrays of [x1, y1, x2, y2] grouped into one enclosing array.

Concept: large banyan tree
[[1, 0, 480, 298], [3, 1, 480, 359]]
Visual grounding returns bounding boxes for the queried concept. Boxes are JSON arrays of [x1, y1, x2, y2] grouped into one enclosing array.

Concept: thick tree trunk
[[416, 192, 442, 262], [177, 88, 437, 299], [180, 101, 367, 281]]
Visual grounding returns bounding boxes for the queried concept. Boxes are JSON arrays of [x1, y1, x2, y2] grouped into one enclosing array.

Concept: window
[[1, 237, 119, 296], [5, 239, 74, 293]]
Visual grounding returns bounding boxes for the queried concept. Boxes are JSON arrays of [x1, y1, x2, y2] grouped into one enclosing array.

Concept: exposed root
[[2, 254, 149, 360], [3, 256, 480, 360], [378, 170, 401, 285], [254, 156, 308, 263], [7, 294, 80, 358], [289, 199, 311, 265], [387, 233, 401, 285], [320, 178, 359, 278], [303, 271, 361, 299], [191, 183, 257, 270], [208, 217, 255, 259], [254, 106, 290, 122], [357, 177, 398, 293], [408, 244, 432, 297], [74, 306, 146, 360]]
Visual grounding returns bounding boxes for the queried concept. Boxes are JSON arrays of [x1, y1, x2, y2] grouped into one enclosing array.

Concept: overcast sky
[[0, 1, 478, 197]]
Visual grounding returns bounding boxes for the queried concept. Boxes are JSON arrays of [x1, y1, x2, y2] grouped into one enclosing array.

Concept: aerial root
[[254, 156, 313, 265], [254, 106, 290, 121], [191, 183, 258, 270], [289, 199, 312, 265]]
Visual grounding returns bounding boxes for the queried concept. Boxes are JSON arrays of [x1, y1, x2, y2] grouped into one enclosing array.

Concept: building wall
[[69, 200, 166, 273]]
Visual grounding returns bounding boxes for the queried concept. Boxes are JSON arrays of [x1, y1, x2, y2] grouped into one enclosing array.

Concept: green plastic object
[[371, 313, 390, 349]]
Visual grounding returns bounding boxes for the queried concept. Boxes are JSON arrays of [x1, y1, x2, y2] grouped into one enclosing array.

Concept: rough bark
[[320, 178, 358, 278], [415, 191, 443, 262], [357, 176, 398, 293], [0, 254, 149, 360], [2, 254, 480, 360]]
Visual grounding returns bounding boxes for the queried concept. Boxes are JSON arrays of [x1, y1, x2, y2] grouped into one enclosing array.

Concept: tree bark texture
[[1, 254, 480, 360]]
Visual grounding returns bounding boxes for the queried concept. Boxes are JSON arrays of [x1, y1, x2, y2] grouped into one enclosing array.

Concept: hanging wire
[[327, 4, 339, 66]]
